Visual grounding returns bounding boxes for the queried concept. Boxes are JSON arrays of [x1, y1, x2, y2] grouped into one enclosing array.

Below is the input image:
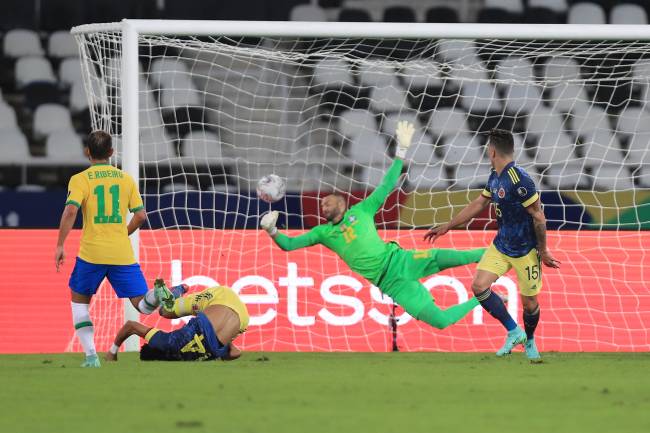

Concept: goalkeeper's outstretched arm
[[260, 211, 320, 251], [360, 120, 415, 213]]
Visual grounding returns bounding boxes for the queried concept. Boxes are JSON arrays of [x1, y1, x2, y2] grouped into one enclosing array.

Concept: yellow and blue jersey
[[172, 286, 249, 333], [482, 162, 539, 258], [66, 163, 144, 265]]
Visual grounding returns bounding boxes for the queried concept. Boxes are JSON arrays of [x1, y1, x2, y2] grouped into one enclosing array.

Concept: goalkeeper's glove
[[260, 211, 279, 236], [395, 120, 415, 160]]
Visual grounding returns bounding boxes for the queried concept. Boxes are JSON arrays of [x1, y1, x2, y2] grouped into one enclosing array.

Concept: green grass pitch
[[1, 352, 649, 433]]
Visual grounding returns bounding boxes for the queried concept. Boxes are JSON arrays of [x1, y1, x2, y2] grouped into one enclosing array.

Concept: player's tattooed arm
[[526, 199, 561, 269]]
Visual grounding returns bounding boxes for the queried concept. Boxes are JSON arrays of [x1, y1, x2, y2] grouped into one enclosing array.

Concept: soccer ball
[[256, 174, 286, 203]]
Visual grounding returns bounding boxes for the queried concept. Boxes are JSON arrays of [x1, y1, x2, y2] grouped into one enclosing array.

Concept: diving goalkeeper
[[260, 121, 486, 330]]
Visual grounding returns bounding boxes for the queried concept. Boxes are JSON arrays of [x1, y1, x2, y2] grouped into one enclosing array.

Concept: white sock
[[71, 302, 96, 357], [137, 289, 159, 315], [109, 344, 119, 355]]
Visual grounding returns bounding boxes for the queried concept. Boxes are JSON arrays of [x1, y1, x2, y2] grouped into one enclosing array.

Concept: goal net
[[71, 21, 650, 353]]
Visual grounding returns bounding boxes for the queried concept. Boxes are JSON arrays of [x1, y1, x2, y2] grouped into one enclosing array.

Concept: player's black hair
[[86, 130, 113, 160], [487, 128, 514, 156], [139, 344, 210, 362]]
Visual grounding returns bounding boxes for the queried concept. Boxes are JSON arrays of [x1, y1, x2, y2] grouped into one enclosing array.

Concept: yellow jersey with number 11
[[66, 163, 144, 265]]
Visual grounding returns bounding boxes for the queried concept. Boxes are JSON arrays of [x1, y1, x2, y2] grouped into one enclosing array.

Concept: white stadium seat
[[528, 0, 567, 13], [59, 57, 83, 88], [3, 29, 43, 57], [0, 102, 18, 130], [14, 56, 56, 88], [368, 85, 408, 113], [348, 131, 390, 165], [44, 130, 87, 163], [568, 2, 606, 24], [290, 4, 327, 21], [181, 130, 222, 159], [440, 133, 484, 165], [484, 0, 524, 13], [357, 61, 398, 87], [427, 108, 470, 137], [338, 109, 378, 139], [436, 39, 477, 63], [313, 58, 354, 88], [0, 129, 32, 164], [400, 59, 444, 90], [48, 31, 79, 58], [610, 4, 647, 25], [33, 104, 74, 139]]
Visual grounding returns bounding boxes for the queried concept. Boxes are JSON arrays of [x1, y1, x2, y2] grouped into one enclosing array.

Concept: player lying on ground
[[55, 131, 185, 368], [425, 129, 560, 361], [260, 121, 485, 330], [105, 281, 249, 362]]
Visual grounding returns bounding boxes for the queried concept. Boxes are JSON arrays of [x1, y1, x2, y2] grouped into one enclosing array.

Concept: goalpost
[[71, 20, 650, 353]]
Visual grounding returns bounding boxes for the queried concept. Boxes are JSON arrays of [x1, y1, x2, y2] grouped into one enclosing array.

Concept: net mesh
[[71, 29, 650, 352]]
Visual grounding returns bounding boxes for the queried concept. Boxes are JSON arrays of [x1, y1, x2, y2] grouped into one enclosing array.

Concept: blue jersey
[[146, 312, 228, 360], [482, 162, 539, 257]]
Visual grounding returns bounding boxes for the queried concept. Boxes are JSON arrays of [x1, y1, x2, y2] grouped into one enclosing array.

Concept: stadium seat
[[454, 163, 491, 189], [48, 31, 79, 59], [14, 56, 56, 89], [368, 85, 408, 113], [347, 131, 390, 165], [0, 129, 32, 164], [610, 4, 647, 25], [382, 6, 417, 23], [424, 7, 459, 23], [526, 106, 568, 138], [436, 39, 477, 64], [69, 78, 104, 114], [59, 58, 83, 88], [0, 103, 19, 131], [496, 57, 543, 114], [580, 132, 626, 170], [400, 59, 444, 91], [568, 2, 606, 24], [3, 29, 44, 58], [427, 108, 470, 138], [541, 165, 590, 190], [149, 58, 191, 88], [616, 106, 650, 138], [627, 134, 650, 166], [459, 81, 502, 115], [408, 162, 449, 190], [533, 132, 577, 165], [159, 83, 202, 109], [403, 132, 435, 164], [338, 8, 372, 22], [312, 58, 354, 88], [180, 130, 222, 159], [338, 109, 378, 139], [440, 133, 485, 166], [569, 105, 611, 140], [528, 0, 567, 13], [592, 165, 635, 191], [44, 130, 87, 163], [357, 61, 398, 88], [633, 166, 650, 188], [33, 104, 74, 139], [290, 4, 327, 21], [484, 0, 524, 13]]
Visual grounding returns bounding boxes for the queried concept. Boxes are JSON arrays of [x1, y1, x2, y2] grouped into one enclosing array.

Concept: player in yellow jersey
[[55, 131, 166, 368], [105, 280, 249, 362]]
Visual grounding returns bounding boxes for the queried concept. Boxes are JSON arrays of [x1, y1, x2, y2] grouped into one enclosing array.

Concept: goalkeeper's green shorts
[[377, 247, 485, 318]]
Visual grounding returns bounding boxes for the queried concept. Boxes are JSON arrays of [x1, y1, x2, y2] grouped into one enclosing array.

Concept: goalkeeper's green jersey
[[274, 159, 403, 284]]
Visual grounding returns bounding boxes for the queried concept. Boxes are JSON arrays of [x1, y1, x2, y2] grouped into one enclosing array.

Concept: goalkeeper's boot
[[154, 278, 175, 311], [525, 338, 543, 363], [80, 354, 101, 368], [496, 326, 527, 357]]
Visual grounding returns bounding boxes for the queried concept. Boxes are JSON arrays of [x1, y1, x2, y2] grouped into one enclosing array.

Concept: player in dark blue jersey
[[425, 129, 560, 361]]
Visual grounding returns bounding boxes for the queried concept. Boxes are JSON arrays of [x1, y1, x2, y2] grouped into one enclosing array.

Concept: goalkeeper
[[260, 121, 485, 330]]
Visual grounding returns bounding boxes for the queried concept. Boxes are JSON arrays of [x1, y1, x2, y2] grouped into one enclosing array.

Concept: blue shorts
[[69, 257, 148, 298]]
